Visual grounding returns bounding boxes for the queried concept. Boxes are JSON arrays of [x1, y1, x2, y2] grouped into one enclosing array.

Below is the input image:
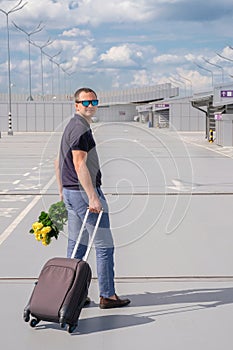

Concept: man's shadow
[[76, 286, 233, 334], [75, 313, 154, 334], [128, 286, 233, 309], [35, 286, 233, 334]]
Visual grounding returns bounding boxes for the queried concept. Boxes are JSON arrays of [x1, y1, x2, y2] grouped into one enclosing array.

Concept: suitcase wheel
[[30, 318, 40, 328], [67, 324, 77, 334], [23, 309, 30, 323], [24, 314, 30, 323]]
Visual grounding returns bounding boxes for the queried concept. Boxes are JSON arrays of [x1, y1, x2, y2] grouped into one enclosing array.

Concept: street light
[[194, 63, 214, 87], [31, 38, 53, 99], [216, 53, 233, 80], [53, 59, 65, 97], [202, 57, 224, 83], [216, 52, 233, 63], [178, 74, 193, 96], [169, 77, 187, 96], [0, 0, 27, 135], [12, 21, 44, 101], [61, 65, 73, 97], [43, 50, 62, 97], [65, 71, 76, 98]]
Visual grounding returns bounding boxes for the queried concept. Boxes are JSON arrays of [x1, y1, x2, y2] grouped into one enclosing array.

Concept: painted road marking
[[13, 180, 20, 185], [0, 175, 56, 246], [0, 195, 28, 202], [0, 208, 18, 218]]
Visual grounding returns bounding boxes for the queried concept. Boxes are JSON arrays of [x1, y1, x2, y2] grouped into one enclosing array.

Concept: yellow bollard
[[209, 129, 214, 143]]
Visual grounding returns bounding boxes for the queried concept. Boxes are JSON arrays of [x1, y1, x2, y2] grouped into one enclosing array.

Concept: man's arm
[[72, 150, 102, 213], [54, 158, 63, 201]]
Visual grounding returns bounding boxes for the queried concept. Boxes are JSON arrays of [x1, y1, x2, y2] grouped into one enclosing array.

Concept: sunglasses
[[76, 100, 99, 107]]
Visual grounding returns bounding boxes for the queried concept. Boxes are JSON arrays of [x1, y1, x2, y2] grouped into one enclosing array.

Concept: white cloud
[[72, 0, 155, 26], [77, 44, 97, 66], [0, 0, 156, 30], [184, 54, 196, 62], [100, 45, 136, 67], [189, 70, 212, 92], [1, 0, 233, 94], [131, 70, 151, 86], [61, 28, 91, 38], [153, 54, 181, 64]]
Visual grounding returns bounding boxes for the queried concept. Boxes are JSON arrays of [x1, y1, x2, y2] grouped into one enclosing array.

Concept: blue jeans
[[62, 187, 115, 298]]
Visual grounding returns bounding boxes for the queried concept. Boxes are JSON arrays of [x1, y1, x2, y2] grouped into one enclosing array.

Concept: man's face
[[75, 91, 98, 121]]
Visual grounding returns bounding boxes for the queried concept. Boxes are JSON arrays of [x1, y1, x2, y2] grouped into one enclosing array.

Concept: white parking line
[[0, 175, 56, 246], [0, 174, 23, 176], [13, 180, 20, 185]]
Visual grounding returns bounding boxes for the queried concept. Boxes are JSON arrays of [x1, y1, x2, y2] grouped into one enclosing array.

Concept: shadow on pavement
[[128, 287, 233, 308], [32, 287, 233, 334]]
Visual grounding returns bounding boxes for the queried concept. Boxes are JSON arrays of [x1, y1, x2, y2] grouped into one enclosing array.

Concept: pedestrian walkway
[[179, 130, 233, 159], [0, 124, 233, 349]]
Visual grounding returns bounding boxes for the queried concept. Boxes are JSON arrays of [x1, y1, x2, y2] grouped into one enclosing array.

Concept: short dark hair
[[74, 87, 97, 102]]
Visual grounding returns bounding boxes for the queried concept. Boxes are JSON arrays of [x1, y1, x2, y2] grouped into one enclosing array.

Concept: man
[[55, 87, 130, 309]]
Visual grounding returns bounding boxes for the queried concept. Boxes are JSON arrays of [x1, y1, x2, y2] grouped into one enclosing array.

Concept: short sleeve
[[72, 132, 89, 152]]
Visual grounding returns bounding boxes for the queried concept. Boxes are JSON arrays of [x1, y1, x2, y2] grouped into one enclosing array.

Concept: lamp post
[[31, 38, 53, 99], [194, 63, 214, 87], [43, 50, 62, 98], [0, 0, 27, 135], [169, 77, 187, 96], [178, 74, 193, 96], [216, 52, 233, 63], [216, 53, 233, 80], [202, 57, 224, 84], [61, 65, 73, 97], [12, 21, 44, 101], [65, 71, 75, 99], [53, 60, 65, 97]]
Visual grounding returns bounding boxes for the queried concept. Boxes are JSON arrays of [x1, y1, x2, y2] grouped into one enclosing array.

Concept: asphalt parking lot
[[1, 123, 233, 349]]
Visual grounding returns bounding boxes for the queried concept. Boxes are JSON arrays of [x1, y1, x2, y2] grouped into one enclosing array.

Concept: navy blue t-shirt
[[59, 114, 102, 190]]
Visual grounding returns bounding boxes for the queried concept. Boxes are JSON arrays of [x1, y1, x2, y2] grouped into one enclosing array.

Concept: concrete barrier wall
[[0, 102, 74, 132], [0, 99, 205, 132], [170, 100, 205, 131], [0, 102, 136, 132]]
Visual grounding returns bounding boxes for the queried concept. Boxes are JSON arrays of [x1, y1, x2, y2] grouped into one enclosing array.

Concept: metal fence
[[0, 84, 180, 132], [0, 101, 74, 132]]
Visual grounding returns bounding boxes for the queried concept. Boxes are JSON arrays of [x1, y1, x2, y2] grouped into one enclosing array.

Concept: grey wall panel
[[26, 104, 36, 131], [35, 104, 45, 131]]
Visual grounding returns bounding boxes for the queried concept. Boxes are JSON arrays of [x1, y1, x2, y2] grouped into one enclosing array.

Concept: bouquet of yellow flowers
[[29, 201, 68, 246]]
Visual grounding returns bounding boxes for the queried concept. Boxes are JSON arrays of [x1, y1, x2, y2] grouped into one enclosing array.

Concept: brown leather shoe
[[99, 295, 131, 309]]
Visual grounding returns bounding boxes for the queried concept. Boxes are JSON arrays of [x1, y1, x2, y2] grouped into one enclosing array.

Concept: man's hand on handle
[[89, 193, 102, 213]]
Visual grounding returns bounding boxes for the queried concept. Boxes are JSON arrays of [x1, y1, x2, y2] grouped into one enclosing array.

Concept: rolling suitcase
[[23, 208, 103, 334]]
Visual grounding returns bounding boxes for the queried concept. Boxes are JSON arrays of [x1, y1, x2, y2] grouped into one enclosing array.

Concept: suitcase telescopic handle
[[71, 208, 104, 260]]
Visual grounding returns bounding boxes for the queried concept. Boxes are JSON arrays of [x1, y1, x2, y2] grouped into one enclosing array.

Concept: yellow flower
[[42, 234, 51, 246], [34, 231, 42, 241], [30, 201, 67, 247], [41, 226, 52, 234], [32, 222, 43, 232]]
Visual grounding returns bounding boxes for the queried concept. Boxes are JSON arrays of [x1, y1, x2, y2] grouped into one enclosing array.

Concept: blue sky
[[0, 0, 233, 97]]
